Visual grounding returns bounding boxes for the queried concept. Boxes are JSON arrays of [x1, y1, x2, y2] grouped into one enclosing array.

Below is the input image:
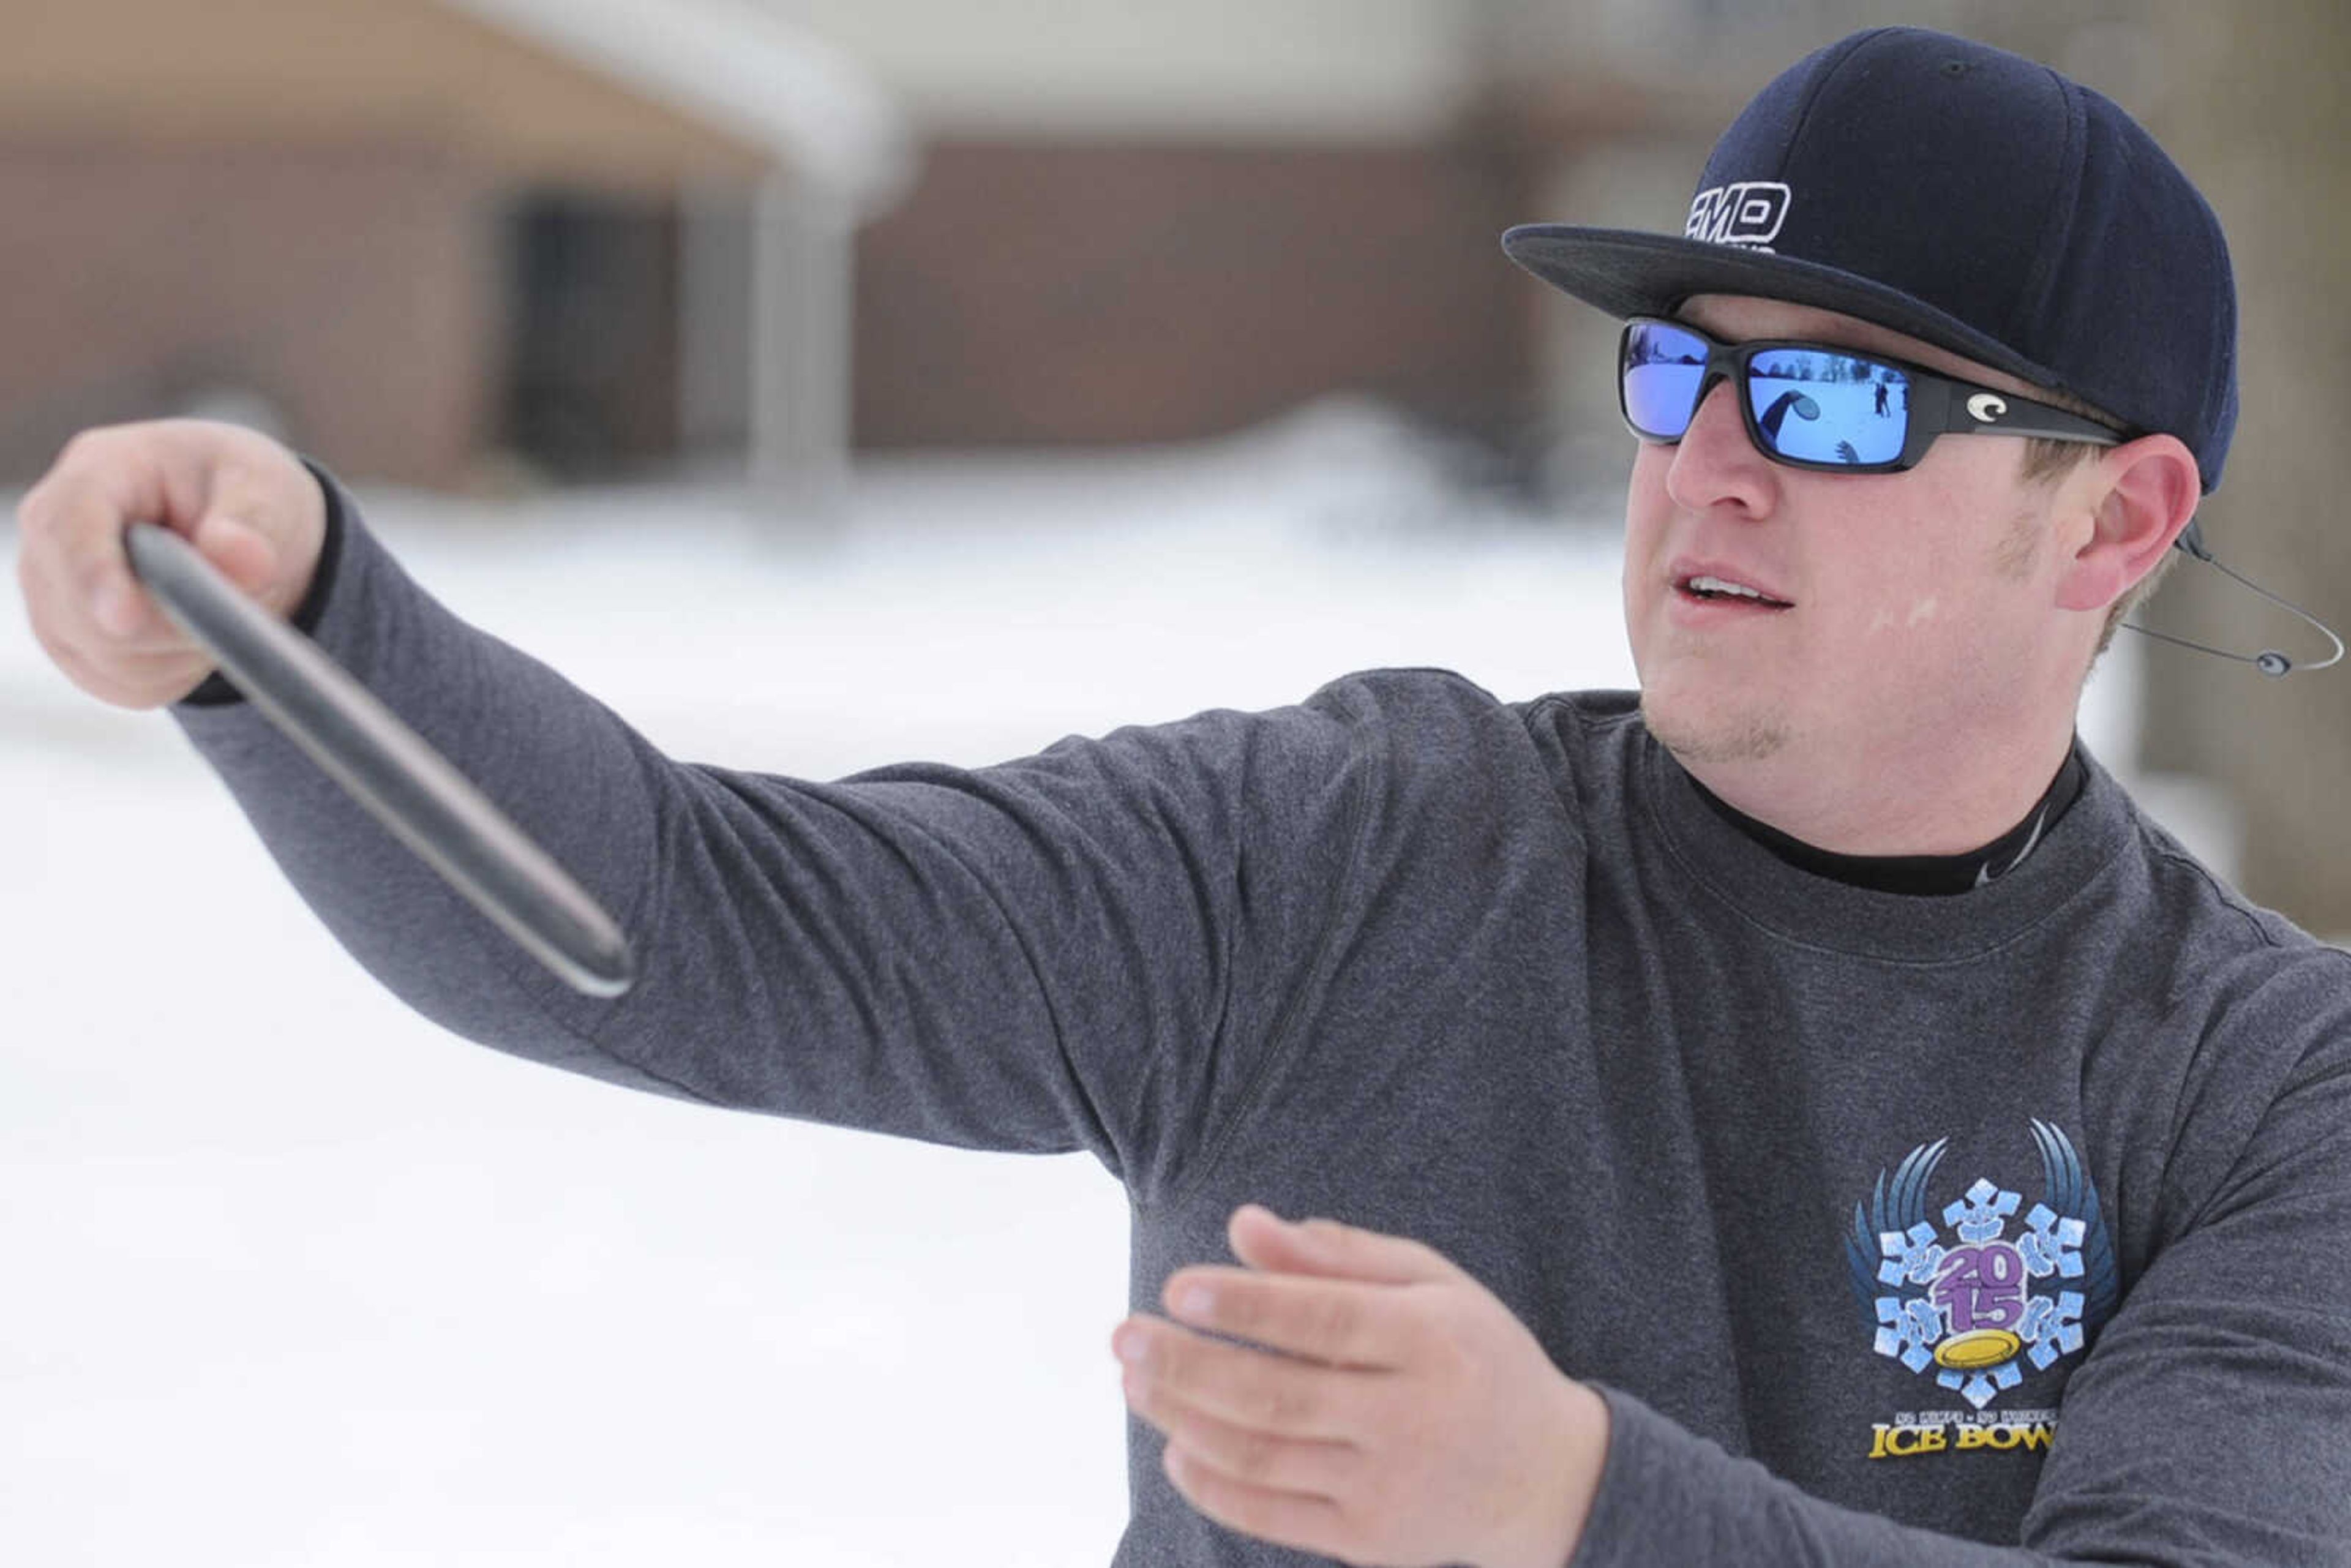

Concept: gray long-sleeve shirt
[[170, 472, 2351, 1566]]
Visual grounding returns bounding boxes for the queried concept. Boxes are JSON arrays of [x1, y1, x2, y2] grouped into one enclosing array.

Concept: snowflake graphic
[[2020, 1291, 2088, 1371], [1846, 1127, 2118, 1414], [2017, 1204, 2087, 1280], [1938, 1357, 2024, 1408], [1943, 1179, 2022, 1244], [1877, 1221, 1945, 1287], [1873, 1296, 1943, 1373]]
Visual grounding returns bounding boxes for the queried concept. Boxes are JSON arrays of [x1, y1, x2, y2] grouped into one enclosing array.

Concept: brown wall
[[0, 136, 498, 486], [0, 0, 778, 486], [852, 139, 1539, 449], [0, 0, 768, 191], [1, 4, 1553, 481]]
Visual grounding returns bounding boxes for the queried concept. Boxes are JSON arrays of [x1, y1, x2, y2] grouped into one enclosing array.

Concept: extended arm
[[165, 465, 1368, 1196]]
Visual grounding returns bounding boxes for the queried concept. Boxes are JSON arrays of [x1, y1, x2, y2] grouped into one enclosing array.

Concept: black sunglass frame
[[1617, 315, 2129, 475]]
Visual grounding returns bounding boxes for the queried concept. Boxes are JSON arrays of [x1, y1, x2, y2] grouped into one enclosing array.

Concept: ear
[[2053, 433, 2202, 613]]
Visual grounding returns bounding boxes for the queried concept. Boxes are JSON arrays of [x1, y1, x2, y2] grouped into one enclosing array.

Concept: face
[[1623, 294, 2085, 782]]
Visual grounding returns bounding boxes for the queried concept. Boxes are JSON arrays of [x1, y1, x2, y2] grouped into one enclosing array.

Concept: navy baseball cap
[[1502, 27, 2239, 492]]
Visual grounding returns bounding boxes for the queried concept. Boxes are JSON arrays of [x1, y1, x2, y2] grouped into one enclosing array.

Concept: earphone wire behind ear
[[2120, 525, 2344, 678]]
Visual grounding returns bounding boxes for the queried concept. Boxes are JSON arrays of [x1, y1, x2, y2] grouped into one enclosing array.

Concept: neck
[[1669, 715, 2082, 857]]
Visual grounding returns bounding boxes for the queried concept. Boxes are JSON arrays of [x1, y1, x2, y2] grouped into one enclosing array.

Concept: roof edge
[[444, 0, 914, 213]]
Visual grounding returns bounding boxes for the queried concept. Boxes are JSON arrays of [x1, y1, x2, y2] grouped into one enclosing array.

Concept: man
[[18, 25, 2350, 1568]]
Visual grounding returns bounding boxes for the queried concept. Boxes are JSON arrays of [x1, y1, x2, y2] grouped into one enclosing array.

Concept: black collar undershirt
[[1686, 745, 2088, 897]]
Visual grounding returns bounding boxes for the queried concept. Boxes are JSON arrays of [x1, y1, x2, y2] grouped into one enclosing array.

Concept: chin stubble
[[1641, 691, 1793, 765]]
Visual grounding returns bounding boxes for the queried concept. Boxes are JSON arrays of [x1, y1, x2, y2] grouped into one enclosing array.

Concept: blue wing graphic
[[2032, 1118, 2120, 1337], [1846, 1138, 1948, 1321]]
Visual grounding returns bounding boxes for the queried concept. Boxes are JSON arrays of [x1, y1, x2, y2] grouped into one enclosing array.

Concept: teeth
[[1687, 574, 1775, 601]]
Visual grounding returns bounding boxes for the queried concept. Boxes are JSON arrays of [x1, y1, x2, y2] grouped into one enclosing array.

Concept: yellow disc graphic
[[1935, 1329, 2022, 1370]]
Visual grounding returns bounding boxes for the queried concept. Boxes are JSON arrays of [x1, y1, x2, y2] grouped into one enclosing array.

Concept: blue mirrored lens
[[1744, 350, 1908, 465], [1622, 322, 1708, 439]]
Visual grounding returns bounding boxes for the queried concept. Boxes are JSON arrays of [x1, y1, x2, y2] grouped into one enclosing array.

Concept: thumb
[[189, 512, 281, 601], [1226, 1203, 1460, 1286]]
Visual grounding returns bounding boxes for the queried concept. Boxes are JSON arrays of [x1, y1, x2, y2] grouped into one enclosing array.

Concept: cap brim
[[1502, 223, 2069, 399]]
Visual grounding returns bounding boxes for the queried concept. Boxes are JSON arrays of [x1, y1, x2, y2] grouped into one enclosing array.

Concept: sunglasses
[[1618, 317, 2127, 473]]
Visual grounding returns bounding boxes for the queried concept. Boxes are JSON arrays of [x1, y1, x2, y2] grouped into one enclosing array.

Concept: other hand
[[1112, 1204, 1610, 1568]]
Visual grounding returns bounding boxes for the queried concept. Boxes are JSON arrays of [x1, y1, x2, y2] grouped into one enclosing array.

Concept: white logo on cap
[[1967, 393, 2008, 423], [1686, 182, 1791, 250]]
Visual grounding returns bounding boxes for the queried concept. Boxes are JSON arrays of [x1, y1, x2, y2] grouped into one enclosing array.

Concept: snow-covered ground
[[1, 404, 2154, 1566]]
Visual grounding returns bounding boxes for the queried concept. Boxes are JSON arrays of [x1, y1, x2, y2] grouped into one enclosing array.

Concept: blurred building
[[0, 0, 904, 492], [819, 0, 1534, 456]]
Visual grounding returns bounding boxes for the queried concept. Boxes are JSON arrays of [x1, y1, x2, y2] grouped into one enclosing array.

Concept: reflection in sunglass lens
[[1622, 322, 1708, 440], [1744, 350, 1908, 465]]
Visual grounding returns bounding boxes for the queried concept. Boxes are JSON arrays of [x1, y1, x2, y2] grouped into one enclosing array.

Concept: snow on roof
[[444, 0, 913, 212]]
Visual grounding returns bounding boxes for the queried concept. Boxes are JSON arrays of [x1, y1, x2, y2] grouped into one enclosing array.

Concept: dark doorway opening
[[501, 191, 681, 478]]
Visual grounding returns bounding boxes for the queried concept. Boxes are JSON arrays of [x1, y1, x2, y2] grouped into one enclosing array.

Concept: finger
[[23, 505, 200, 656], [20, 470, 135, 635], [187, 511, 279, 596], [36, 440, 191, 623], [100, 517, 275, 650], [15, 527, 154, 671], [17, 497, 236, 713], [1117, 1315, 1365, 1442], [1161, 1440, 1354, 1562], [1125, 1367, 1357, 1498], [1227, 1203, 1461, 1288], [102, 515, 281, 658], [29, 427, 237, 637], [1163, 1268, 1415, 1370]]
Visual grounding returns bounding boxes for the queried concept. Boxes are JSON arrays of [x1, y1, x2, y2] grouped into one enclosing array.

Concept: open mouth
[[1675, 572, 1793, 609]]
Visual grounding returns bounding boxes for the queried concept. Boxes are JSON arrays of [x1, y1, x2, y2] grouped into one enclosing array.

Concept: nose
[[1663, 377, 1777, 519]]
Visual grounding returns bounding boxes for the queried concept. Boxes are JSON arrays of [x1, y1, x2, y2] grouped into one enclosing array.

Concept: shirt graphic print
[[1845, 1120, 2120, 1460]]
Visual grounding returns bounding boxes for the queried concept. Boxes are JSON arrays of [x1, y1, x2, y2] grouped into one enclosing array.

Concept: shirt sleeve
[[1567, 952, 2351, 1568], [167, 468, 1371, 1201]]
